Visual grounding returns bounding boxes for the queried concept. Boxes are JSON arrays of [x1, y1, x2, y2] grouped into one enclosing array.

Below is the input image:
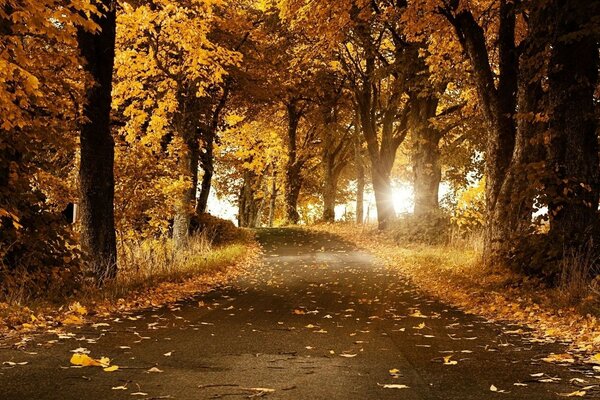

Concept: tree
[[544, 0, 599, 245], [316, 71, 354, 222], [1, 0, 92, 292], [77, 0, 118, 282], [113, 0, 240, 245]]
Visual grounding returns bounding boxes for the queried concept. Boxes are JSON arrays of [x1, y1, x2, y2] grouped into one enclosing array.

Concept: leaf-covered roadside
[[311, 224, 600, 356], [0, 239, 260, 343]]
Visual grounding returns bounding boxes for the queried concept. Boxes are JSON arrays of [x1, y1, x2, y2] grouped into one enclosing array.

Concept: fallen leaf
[[379, 384, 409, 389], [557, 391, 586, 397], [542, 353, 575, 364], [62, 314, 84, 325], [443, 355, 458, 366], [70, 353, 109, 367]]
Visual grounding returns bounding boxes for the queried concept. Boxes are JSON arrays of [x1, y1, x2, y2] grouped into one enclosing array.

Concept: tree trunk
[[238, 170, 262, 228], [322, 163, 338, 222], [546, 0, 599, 245], [371, 163, 395, 229], [355, 131, 365, 225], [196, 135, 213, 215], [410, 95, 441, 217], [284, 102, 302, 224], [172, 132, 199, 246], [77, 0, 117, 283], [444, 0, 519, 260], [268, 169, 277, 227]]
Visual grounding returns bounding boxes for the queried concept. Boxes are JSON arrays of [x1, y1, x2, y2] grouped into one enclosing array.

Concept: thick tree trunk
[[444, 0, 519, 260], [371, 164, 395, 229], [410, 96, 441, 217], [284, 171, 301, 224], [77, 0, 117, 283], [546, 0, 599, 245], [172, 133, 199, 246], [284, 102, 302, 224]]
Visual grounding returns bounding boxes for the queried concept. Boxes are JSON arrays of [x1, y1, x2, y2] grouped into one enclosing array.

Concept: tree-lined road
[[0, 229, 587, 399]]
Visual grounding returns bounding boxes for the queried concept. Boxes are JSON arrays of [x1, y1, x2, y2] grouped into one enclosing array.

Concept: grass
[[85, 230, 254, 304], [0, 231, 257, 336]]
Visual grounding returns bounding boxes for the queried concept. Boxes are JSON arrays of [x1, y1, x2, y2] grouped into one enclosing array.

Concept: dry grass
[[557, 243, 600, 307], [93, 231, 251, 301], [0, 231, 258, 338]]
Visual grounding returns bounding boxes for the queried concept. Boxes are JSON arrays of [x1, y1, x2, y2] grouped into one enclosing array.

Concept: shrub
[[390, 212, 452, 246], [190, 213, 243, 245]]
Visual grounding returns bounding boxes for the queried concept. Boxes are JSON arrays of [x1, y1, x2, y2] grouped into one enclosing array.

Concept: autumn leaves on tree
[[1, 0, 599, 297]]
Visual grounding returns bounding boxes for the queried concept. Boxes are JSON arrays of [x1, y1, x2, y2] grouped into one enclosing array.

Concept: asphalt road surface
[[0, 228, 595, 399]]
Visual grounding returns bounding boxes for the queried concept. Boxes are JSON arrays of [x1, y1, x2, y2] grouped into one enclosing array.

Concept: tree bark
[[322, 163, 338, 222], [77, 0, 117, 283], [442, 0, 519, 259], [268, 169, 277, 227], [196, 137, 213, 215], [410, 95, 441, 217], [355, 132, 365, 225], [238, 170, 262, 228], [172, 131, 199, 246], [284, 101, 303, 224], [196, 85, 229, 215], [546, 0, 600, 244]]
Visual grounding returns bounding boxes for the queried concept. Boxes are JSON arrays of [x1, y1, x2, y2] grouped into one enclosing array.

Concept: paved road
[[0, 228, 595, 399]]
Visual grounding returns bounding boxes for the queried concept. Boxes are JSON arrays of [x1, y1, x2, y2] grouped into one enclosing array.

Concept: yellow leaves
[[70, 353, 108, 367], [443, 355, 457, 365], [542, 353, 575, 364], [61, 302, 88, 325], [558, 391, 586, 397], [70, 353, 118, 372], [61, 314, 84, 325], [586, 353, 600, 365], [389, 368, 401, 378], [69, 302, 88, 316]]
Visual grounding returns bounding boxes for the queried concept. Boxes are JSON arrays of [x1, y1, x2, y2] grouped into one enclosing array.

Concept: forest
[[2, 0, 599, 294], [2, 1, 600, 398], [0, 0, 600, 352]]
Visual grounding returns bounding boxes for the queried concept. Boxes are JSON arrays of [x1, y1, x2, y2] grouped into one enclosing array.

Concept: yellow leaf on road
[[558, 391, 586, 397], [62, 314, 84, 325], [70, 353, 110, 368], [443, 355, 458, 365], [69, 302, 88, 316], [542, 353, 575, 363]]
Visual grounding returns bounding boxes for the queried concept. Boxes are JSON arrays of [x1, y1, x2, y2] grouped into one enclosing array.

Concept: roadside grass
[[310, 222, 600, 352], [0, 230, 259, 338], [99, 233, 250, 300]]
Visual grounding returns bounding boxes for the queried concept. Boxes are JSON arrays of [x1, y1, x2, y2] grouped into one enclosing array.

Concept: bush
[[190, 213, 243, 245], [390, 212, 452, 246]]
